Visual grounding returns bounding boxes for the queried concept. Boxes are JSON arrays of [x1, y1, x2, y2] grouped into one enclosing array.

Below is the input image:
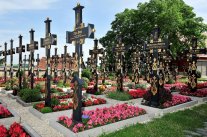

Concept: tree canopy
[[99, 0, 207, 64]]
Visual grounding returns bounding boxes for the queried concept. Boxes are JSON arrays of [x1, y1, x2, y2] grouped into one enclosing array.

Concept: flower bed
[[179, 85, 207, 97], [164, 82, 187, 91], [34, 96, 107, 113], [197, 82, 207, 89], [128, 89, 147, 98], [58, 104, 146, 133], [0, 122, 30, 137], [162, 95, 192, 108], [0, 104, 12, 119]]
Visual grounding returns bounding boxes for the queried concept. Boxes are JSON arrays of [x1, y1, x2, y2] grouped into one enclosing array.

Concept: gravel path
[[0, 93, 64, 137]]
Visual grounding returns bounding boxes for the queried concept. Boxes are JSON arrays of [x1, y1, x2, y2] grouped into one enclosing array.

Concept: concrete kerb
[[49, 114, 150, 137], [16, 97, 43, 107], [22, 123, 41, 137], [8, 93, 19, 99]]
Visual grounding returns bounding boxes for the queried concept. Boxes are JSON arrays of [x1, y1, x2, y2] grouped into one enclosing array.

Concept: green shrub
[[19, 88, 41, 103], [135, 84, 147, 89], [197, 70, 201, 78], [40, 107, 53, 113], [35, 83, 42, 90], [126, 83, 134, 89], [22, 76, 28, 89], [82, 69, 92, 79], [51, 88, 59, 93], [166, 79, 175, 84], [51, 97, 60, 106], [107, 92, 132, 101]]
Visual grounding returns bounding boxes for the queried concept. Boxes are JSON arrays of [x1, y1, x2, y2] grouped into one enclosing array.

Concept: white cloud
[[0, 0, 58, 13]]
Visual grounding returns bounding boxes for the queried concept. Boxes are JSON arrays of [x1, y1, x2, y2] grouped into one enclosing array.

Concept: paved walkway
[[184, 122, 207, 137], [0, 93, 64, 137]]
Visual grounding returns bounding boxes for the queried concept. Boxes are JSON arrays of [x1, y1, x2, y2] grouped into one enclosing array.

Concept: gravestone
[[66, 3, 95, 123], [145, 25, 169, 106], [27, 29, 38, 89], [89, 39, 103, 91], [16, 35, 25, 89], [40, 17, 57, 107], [114, 36, 125, 92]]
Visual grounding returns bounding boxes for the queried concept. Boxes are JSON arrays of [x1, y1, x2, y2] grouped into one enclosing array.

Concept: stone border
[[0, 104, 20, 126], [49, 114, 150, 137], [22, 123, 41, 137], [16, 97, 43, 107], [8, 93, 19, 99], [0, 89, 13, 94]]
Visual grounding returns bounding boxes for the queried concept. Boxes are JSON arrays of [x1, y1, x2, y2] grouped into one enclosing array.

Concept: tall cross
[[27, 29, 38, 89], [145, 25, 169, 106], [40, 17, 57, 107], [52, 48, 59, 84], [16, 35, 25, 89], [187, 37, 206, 92], [66, 3, 95, 78], [114, 36, 125, 92], [63, 45, 67, 85], [132, 47, 140, 84], [3, 42, 7, 81], [9, 39, 15, 79], [99, 50, 106, 84], [89, 39, 103, 92], [36, 54, 40, 78]]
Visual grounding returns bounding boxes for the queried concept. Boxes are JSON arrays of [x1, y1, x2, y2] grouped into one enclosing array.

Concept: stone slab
[[22, 123, 41, 137]]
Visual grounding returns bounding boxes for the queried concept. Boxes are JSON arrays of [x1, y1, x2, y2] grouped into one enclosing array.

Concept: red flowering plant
[[179, 85, 207, 97], [0, 122, 30, 137], [82, 96, 106, 107], [0, 105, 12, 119], [162, 95, 192, 108], [128, 89, 147, 98], [58, 104, 146, 133]]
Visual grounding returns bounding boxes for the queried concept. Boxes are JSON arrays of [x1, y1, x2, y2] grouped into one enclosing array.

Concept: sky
[[0, 0, 207, 64]]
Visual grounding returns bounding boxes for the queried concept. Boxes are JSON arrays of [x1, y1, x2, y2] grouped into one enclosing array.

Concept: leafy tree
[[100, 0, 207, 65]]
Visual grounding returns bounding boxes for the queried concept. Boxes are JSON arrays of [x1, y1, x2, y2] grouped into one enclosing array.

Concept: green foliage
[[99, 0, 207, 66], [35, 83, 42, 90], [22, 76, 28, 89], [126, 83, 134, 89], [40, 107, 53, 113], [82, 69, 92, 79], [135, 84, 147, 89], [197, 70, 201, 78], [51, 88, 59, 93], [57, 80, 64, 87], [107, 92, 132, 101], [19, 88, 41, 103], [166, 79, 175, 84], [51, 98, 60, 106]]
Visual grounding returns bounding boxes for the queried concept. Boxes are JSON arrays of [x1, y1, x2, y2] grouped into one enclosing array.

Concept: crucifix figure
[[27, 29, 38, 89], [66, 3, 95, 123], [145, 25, 169, 106], [114, 36, 125, 92], [16, 35, 25, 89], [40, 17, 57, 107], [89, 39, 103, 92], [36, 54, 40, 78], [186, 37, 206, 92]]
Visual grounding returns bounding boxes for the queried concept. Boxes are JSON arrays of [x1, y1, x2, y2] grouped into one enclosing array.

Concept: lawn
[[100, 103, 207, 137]]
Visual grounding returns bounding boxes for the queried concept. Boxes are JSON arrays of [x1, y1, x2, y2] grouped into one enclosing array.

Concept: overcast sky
[[0, 0, 206, 64]]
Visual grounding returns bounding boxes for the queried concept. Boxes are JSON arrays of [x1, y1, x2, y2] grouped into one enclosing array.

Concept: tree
[[100, 0, 207, 63]]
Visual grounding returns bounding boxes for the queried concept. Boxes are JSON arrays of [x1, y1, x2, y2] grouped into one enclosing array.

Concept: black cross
[[62, 45, 67, 85], [145, 25, 169, 106], [131, 47, 141, 84], [186, 37, 206, 92], [9, 39, 15, 80], [16, 35, 25, 89], [27, 29, 38, 89], [99, 50, 106, 84], [40, 17, 57, 107], [114, 36, 125, 92], [36, 54, 40, 78], [2, 42, 7, 81], [89, 39, 103, 92], [66, 3, 95, 78], [52, 48, 59, 84]]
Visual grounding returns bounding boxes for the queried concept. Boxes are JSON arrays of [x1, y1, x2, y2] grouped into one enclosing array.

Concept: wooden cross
[[36, 54, 40, 78], [89, 39, 103, 92], [9, 39, 15, 79], [145, 25, 169, 106], [114, 36, 125, 91], [187, 37, 206, 92], [27, 29, 38, 89], [66, 3, 95, 79], [16, 35, 25, 89], [40, 17, 57, 107]]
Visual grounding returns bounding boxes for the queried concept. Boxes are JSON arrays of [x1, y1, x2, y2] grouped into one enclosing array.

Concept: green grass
[[107, 91, 132, 101], [198, 77, 207, 81], [100, 103, 207, 137]]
